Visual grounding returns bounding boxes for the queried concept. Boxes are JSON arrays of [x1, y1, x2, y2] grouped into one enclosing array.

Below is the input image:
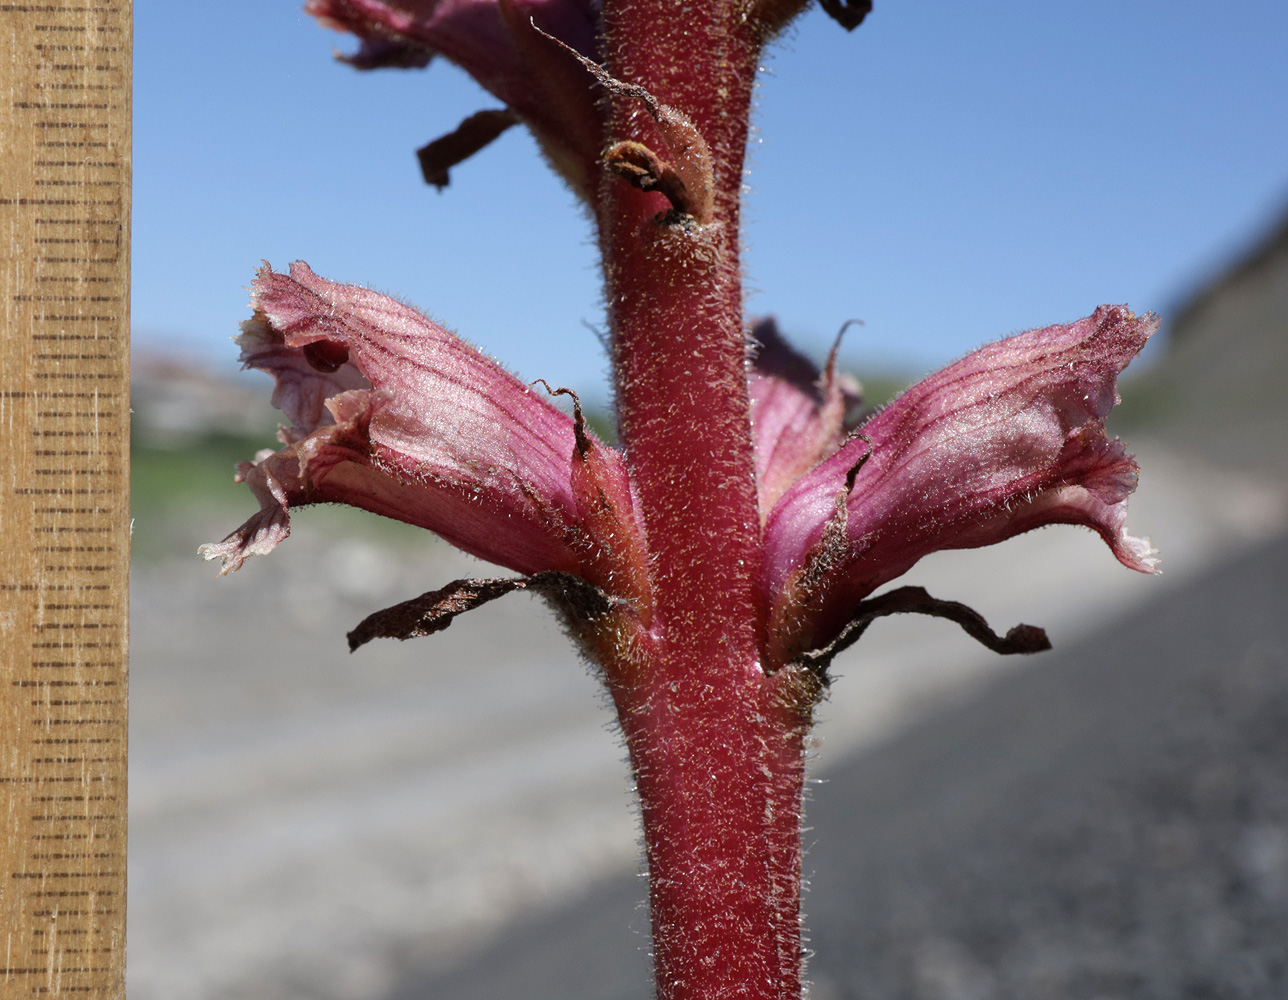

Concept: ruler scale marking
[[2, 2, 129, 998]]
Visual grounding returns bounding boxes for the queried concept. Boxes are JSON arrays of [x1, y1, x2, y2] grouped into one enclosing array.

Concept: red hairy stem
[[596, 3, 808, 997], [599, 0, 763, 635], [606, 664, 812, 1000]]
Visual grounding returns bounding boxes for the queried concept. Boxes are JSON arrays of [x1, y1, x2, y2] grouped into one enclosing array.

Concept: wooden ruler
[[0, 2, 130, 997]]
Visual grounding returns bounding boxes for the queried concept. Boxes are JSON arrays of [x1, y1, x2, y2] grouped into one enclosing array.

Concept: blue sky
[[134, 1, 1288, 402]]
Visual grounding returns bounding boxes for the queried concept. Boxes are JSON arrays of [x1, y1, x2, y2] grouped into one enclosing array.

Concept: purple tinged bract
[[748, 317, 859, 517]]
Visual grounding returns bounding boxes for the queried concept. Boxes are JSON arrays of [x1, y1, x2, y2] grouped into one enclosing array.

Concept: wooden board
[[0, 2, 130, 996]]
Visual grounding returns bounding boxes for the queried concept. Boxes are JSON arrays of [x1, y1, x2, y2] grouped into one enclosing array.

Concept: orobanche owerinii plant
[[202, 1, 1158, 997]]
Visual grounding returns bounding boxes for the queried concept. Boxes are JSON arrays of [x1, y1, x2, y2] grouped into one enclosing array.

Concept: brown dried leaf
[[791, 585, 1050, 676], [417, 108, 520, 189]]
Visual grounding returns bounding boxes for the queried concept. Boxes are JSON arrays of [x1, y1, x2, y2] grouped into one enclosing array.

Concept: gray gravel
[[805, 530, 1288, 1000]]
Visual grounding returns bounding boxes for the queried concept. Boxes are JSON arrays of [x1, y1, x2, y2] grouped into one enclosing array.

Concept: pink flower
[[757, 305, 1159, 669], [200, 263, 648, 624], [306, 0, 603, 191]]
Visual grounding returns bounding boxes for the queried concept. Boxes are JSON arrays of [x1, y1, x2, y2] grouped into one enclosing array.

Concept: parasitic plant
[[203, 2, 1158, 997]]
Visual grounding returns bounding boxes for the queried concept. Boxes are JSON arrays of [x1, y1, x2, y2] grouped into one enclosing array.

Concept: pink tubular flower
[[200, 262, 648, 623], [306, 0, 603, 192], [758, 305, 1159, 669]]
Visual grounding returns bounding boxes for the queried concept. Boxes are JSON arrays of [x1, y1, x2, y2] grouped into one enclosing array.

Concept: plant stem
[[599, 0, 762, 644], [596, 4, 809, 997], [608, 669, 811, 1000]]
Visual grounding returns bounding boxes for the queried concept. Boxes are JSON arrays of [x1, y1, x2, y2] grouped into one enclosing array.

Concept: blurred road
[[126, 438, 1286, 1000]]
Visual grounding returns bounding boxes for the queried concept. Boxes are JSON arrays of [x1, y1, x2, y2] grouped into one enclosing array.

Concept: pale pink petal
[[197, 452, 294, 573], [202, 415, 581, 576], [763, 305, 1159, 662], [236, 312, 368, 439]]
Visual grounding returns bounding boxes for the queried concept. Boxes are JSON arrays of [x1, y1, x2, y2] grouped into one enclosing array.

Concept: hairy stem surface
[[596, 4, 809, 997]]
